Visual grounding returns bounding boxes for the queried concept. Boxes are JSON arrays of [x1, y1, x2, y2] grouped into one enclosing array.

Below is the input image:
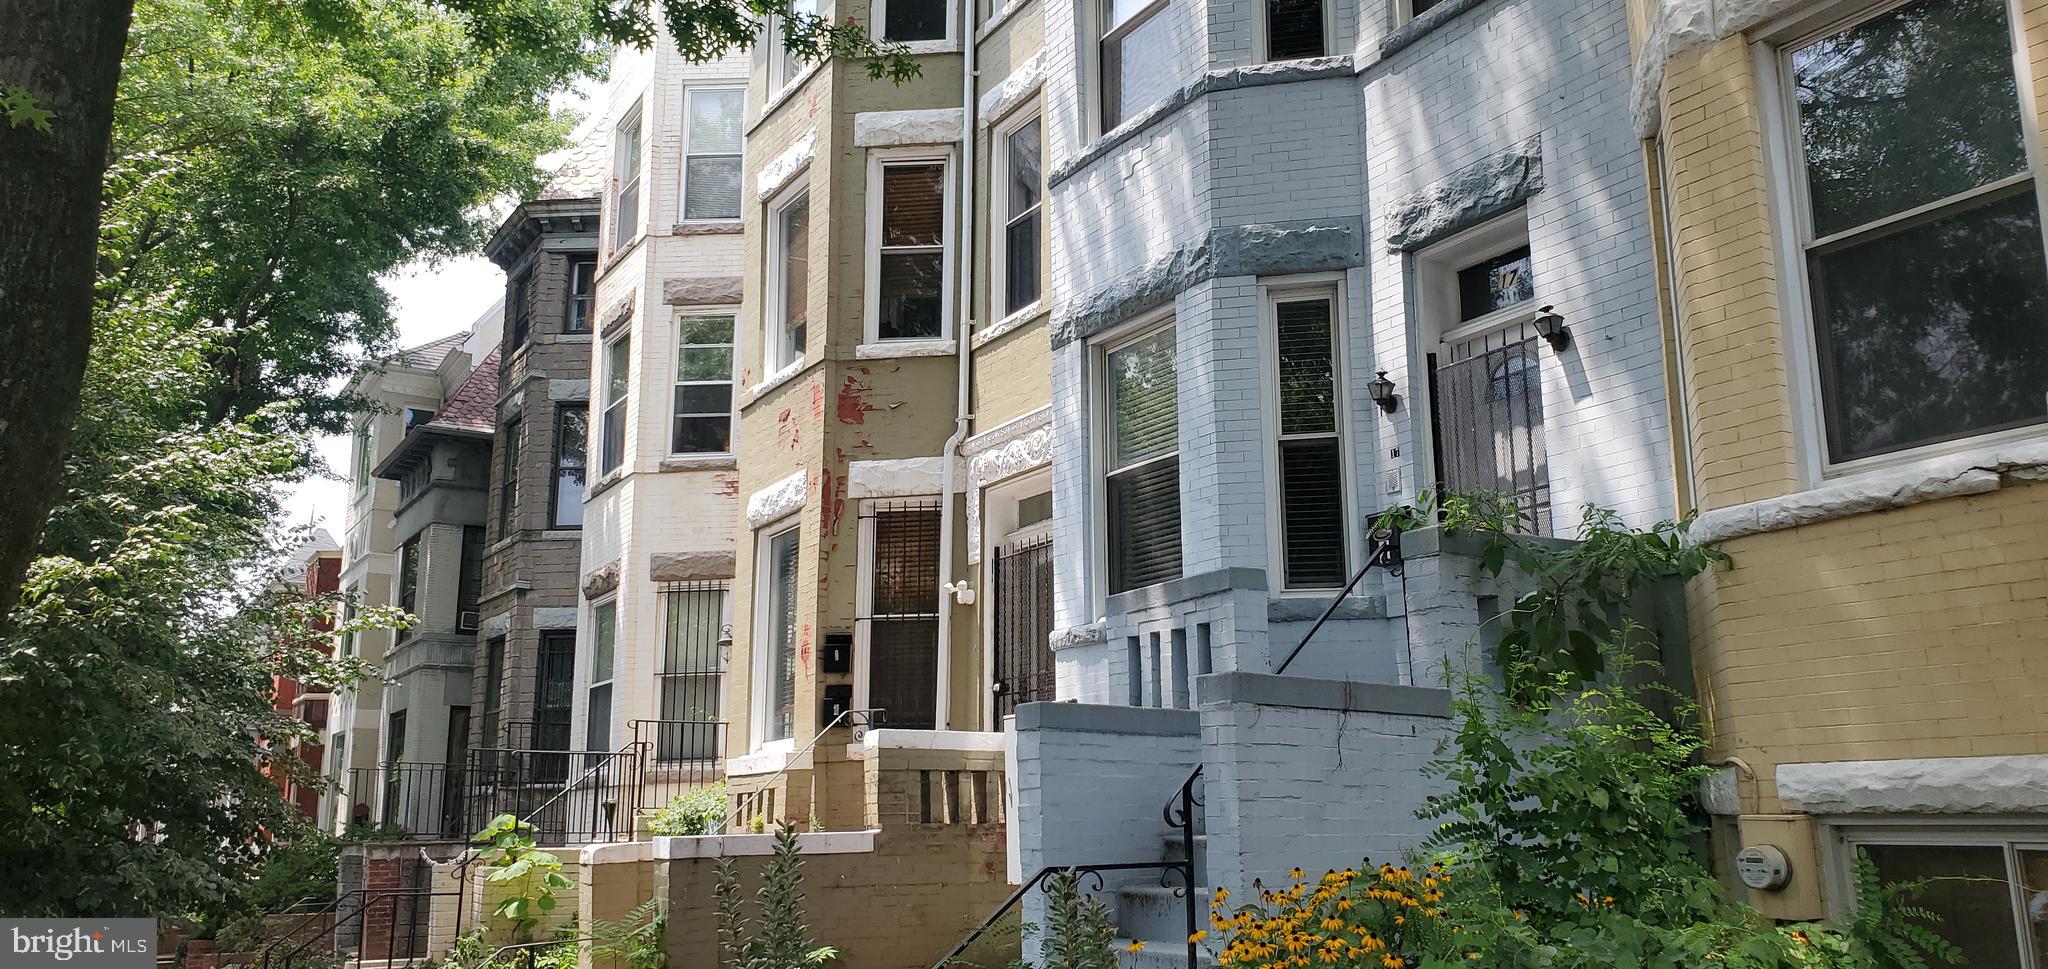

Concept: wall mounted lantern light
[[1368, 371, 1400, 414], [1534, 305, 1572, 352]]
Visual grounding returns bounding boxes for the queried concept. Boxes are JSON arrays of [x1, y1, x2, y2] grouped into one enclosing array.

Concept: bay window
[[756, 526, 801, 743], [552, 406, 587, 527], [673, 313, 735, 453], [681, 89, 744, 222], [1782, 0, 2048, 464], [566, 257, 595, 333], [587, 599, 616, 753], [868, 155, 951, 342], [769, 186, 810, 371], [613, 105, 642, 251], [1103, 324, 1182, 595], [1270, 291, 1347, 589]]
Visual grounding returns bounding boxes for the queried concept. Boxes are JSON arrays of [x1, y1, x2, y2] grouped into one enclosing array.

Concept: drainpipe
[[934, 6, 979, 733]]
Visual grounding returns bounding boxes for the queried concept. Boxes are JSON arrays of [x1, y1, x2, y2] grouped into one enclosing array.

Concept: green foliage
[[715, 824, 838, 969], [1381, 490, 1728, 702], [475, 814, 575, 941], [1037, 870, 1117, 969], [1843, 855, 1966, 969], [589, 898, 669, 969], [244, 831, 343, 912], [645, 782, 728, 836], [2, 85, 54, 132]]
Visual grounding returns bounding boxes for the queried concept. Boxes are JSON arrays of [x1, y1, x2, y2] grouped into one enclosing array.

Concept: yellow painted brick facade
[[1648, 0, 2048, 840]]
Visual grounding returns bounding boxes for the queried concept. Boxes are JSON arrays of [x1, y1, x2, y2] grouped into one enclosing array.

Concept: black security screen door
[[993, 534, 1055, 720], [864, 502, 941, 730], [1430, 333, 1552, 535], [532, 631, 575, 782]]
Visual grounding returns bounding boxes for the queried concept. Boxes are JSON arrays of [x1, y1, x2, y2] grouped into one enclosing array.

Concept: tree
[[0, 0, 914, 618]]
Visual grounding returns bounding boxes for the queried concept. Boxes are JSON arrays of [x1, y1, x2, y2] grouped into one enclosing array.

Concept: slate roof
[[430, 348, 500, 432], [391, 331, 469, 372]]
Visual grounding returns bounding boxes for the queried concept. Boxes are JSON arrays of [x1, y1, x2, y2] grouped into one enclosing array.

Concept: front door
[[992, 532, 1055, 720], [863, 501, 942, 730], [1429, 323, 1552, 534]]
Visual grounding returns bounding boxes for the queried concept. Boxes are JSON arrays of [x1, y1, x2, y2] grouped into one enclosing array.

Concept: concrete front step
[[1160, 832, 1207, 887], [1112, 938, 1214, 969], [1114, 885, 1208, 946]]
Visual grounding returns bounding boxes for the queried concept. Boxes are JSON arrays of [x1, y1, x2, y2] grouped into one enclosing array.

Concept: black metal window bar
[[656, 581, 729, 762], [862, 500, 942, 731], [1430, 327, 1552, 535], [992, 532, 1055, 720]]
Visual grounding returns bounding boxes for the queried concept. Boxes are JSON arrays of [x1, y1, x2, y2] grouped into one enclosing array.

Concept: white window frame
[[768, 0, 827, 99], [991, 104, 1046, 327], [863, 147, 957, 345], [655, 582, 732, 758], [600, 332, 631, 475], [1089, 308, 1181, 611], [1410, 211, 1539, 494], [1252, 0, 1332, 62], [584, 597, 618, 752], [874, 0, 958, 45], [612, 101, 644, 253], [678, 86, 746, 225], [1821, 819, 2048, 960], [1093, 0, 1170, 136], [353, 423, 373, 493], [765, 179, 811, 374], [671, 307, 738, 456], [1755, 0, 2048, 486], [1259, 276, 1357, 593], [1392, 0, 1444, 26], [750, 519, 802, 749]]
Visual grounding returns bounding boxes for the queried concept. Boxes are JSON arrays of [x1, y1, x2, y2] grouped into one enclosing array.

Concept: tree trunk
[[0, 0, 135, 616]]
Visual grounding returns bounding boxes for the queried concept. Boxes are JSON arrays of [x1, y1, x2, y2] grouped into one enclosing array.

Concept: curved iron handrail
[[1272, 527, 1403, 677], [257, 888, 366, 969], [722, 708, 884, 832], [264, 888, 449, 969]]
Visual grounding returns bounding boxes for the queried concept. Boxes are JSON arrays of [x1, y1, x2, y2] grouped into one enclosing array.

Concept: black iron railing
[[259, 886, 457, 969]]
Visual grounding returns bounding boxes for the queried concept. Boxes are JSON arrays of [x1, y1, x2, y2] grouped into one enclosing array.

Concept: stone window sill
[[748, 358, 808, 400], [855, 339, 957, 359], [660, 453, 738, 472], [974, 302, 1045, 349]]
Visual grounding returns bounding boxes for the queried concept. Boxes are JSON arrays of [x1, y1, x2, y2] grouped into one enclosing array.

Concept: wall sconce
[[1534, 305, 1572, 351], [1368, 371, 1400, 414]]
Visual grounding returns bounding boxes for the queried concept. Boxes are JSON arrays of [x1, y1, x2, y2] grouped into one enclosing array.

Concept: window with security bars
[[681, 89, 744, 222], [759, 527, 800, 742], [1271, 294, 1347, 588], [532, 631, 576, 781], [993, 533, 1054, 720], [1265, 0, 1322, 59], [657, 582, 728, 761], [862, 501, 941, 730], [873, 160, 948, 341], [1431, 327, 1551, 535], [1782, 0, 2048, 463], [1104, 325, 1182, 595]]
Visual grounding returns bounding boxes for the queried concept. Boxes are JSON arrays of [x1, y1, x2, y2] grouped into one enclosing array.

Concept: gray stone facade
[[478, 195, 600, 751]]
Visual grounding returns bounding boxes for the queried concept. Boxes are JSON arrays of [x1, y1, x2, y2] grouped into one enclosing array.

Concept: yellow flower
[[1127, 941, 1147, 953], [1190, 931, 1209, 944], [1290, 867, 1306, 880]]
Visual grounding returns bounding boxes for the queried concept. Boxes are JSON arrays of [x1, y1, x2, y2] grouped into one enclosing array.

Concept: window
[[340, 599, 356, 658], [601, 335, 629, 474], [769, 187, 811, 370], [497, 419, 521, 537], [1103, 324, 1182, 595], [868, 156, 950, 341], [1417, 214, 1552, 533], [657, 582, 728, 761], [396, 535, 421, 642], [882, 0, 947, 40], [682, 89, 744, 222], [1265, 0, 1324, 59], [756, 526, 801, 743], [509, 271, 532, 348], [354, 424, 373, 491], [566, 257, 596, 333], [613, 105, 642, 251], [480, 637, 505, 749], [772, 0, 820, 91], [996, 114, 1043, 317], [1839, 828, 2048, 969], [403, 408, 435, 431], [1101, 0, 1173, 131], [552, 406, 587, 527], [1780, 0, 2048, 464], [1270, 292, 1348, 589], [1399, 0, 1445, 21], [457, 525, 484, 631], [674, 314, 735, 453], [861, 501, 942, 730], [587, 599, 616, 753]]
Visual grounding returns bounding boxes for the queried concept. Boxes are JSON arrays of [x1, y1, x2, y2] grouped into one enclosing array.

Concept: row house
[[329, 314, 499, 833], [270, 530, 341, 822], [1632, 0, 2048, 956]]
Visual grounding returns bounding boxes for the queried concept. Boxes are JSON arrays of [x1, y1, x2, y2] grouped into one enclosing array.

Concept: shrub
[[473, 814, 573, 942], [715, 824, 837, 969], [646, 783, 728, 837]]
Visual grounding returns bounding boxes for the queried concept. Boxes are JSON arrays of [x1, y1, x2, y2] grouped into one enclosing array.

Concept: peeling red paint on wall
[[811, 381, 824, 420], [799, 623, 812, 666], [776, 406, 801, 448], [817, 466, 843, 535], [836, 374, 876, 425], [715, 473, 739, 497]]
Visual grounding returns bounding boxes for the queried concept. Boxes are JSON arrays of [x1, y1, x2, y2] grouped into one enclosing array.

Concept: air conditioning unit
[[459, 610, 480, 632]]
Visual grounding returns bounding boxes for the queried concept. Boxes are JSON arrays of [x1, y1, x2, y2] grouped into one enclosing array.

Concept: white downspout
[[934, 5, 979, 733]]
